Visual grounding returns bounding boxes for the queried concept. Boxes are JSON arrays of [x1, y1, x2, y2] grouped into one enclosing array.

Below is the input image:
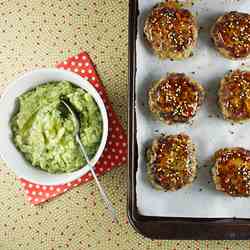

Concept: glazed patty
[[146, 133, 197, 191], [148, 73, 204, 124], [212, 147, 250, 197], [144, 1, 198, 60], [219, 70, 250, 122], [211, 11, 250, 59]]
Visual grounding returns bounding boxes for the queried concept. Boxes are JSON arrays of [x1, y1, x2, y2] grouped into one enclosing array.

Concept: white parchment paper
[[136, 0, 250, 218]]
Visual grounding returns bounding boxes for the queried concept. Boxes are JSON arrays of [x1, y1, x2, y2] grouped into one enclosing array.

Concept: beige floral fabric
[[0, 0, 250, 249]]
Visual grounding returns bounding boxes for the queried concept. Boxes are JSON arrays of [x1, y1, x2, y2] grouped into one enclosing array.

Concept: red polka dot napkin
[[20, 52, 127, 205]]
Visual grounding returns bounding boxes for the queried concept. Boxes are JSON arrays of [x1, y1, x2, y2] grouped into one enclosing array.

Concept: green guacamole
[[11, 81, 103, 173]]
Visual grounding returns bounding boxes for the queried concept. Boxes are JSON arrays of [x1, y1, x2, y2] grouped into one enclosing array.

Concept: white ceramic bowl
[[0, 69, 108, 185]]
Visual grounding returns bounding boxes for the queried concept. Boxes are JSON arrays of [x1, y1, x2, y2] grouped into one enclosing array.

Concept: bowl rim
[[0, 68, 108, 185]]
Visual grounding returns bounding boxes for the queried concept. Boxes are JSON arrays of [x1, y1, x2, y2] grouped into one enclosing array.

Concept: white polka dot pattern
[[20, 52, 127, 205]]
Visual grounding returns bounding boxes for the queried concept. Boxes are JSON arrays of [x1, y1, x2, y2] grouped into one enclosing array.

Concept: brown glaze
[[144, 1, 197, 58], [213, 148, 250, 197], [212, 11, 250, 59], [219, 70, 250, 121], [150, 134, 196, 191], [150, 73, 204, 123]]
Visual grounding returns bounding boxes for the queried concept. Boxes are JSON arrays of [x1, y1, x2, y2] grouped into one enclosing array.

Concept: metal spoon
[[61, 100, 118, 223]]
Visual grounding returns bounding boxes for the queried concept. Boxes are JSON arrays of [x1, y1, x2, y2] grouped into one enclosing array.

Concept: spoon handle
[[76, 136, 118, 223]]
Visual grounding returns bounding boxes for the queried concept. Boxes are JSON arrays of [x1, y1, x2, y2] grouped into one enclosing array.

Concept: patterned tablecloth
[[0, 1, 249, 249]]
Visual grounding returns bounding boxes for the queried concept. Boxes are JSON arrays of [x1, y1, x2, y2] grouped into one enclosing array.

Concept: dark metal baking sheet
[[127, 0, 250, 240]]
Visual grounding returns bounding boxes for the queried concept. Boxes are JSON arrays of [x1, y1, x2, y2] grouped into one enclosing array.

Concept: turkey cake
[[212, 147, 250, 197], [144, 1, 198, 60], [219, 70, 250, 122], [211, 11, 250, 60], [146, 133, 197, 191], [148, 73, 204, 124]]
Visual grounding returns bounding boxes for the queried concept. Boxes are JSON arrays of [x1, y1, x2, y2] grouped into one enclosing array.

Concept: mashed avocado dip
[[11, 81, 103, 173]]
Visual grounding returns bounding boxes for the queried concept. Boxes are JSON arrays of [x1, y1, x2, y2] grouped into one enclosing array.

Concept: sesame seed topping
[[151, 73, 203, 123], [215, 147, 250, 196], [145, 2, 197, 57], [219, 70, 250, 121], [212, 11, 250, 59], [149, 134, 196, 191]]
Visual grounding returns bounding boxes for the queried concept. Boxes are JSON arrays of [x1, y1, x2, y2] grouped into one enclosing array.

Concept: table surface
[[0, 1, 250, 249]]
